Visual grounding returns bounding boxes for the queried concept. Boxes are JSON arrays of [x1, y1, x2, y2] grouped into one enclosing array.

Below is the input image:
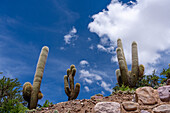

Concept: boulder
[[135, 87, 159, 105], [141, 110, 150, 113], [122, 101, 139, 111], [157, 85, 170, 102], [93, 102, 120, 113], [153, 104, 170, 113]]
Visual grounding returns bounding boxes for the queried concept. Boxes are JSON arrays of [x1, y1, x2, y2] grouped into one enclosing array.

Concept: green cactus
[[116, 39, 144, 87], [23, 46, 49, 109], [64, 65, 80, 100]]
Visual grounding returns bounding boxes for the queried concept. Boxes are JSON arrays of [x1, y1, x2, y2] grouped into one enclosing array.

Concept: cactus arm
[[69, 72, 74, 92], [38, 91, 43, 99], [64, 75, 71, 96], [30, 46, 49, 109], [139, 64, 145, 77], [129, 41, 139, 87], [116, 47, 129, 86], [131, 41, 139, 77], [115, 69, 122, 86], [117, 38, 128, 70], [23, 82, 32, 102], [72, 83, 80, 99], [72, 68, 76, 77]]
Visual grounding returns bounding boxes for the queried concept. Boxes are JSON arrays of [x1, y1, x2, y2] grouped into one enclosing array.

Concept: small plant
[[42, 100, 53, 107], [112, 84, 135, 94]]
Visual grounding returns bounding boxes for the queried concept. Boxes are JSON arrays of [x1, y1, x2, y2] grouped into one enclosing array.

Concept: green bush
[[0, 76, 28, 113], [160, 64, 170, 84], [136, 70, 159, 88]]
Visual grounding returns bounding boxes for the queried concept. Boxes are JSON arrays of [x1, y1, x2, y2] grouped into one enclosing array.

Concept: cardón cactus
[[64, 65, 80, 100], [23, 46, 49, 109], [116, 38, 144, 87]]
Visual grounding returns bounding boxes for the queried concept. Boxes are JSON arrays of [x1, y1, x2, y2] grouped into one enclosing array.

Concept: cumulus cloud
[[80, 60, 89, 67], [88, 0, 170, 74], [97, 44, 115, 54], [79, 69, 102, 81], [64, 26, 77, 44], [79, 69, 113, 93], [84, 86, 90, 92], [101, 81, 112, 93]]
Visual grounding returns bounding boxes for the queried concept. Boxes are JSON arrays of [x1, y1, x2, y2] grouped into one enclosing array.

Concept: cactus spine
[[116, 39, 144, 87], [64, 65, 80, 100], [23, 46, 49, 109]]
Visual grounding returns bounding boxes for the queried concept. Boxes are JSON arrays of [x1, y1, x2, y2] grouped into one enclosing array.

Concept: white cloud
[[101, 81, 112, 93], [101, 91, 105, 95], [88, 0, 170, 74], [80, 60, 89, 67], [84, 78, 93, 84], [64, 26, 77, 44], [97, 44, 115, 54], [89, 45, 94, 50], [79, 69, 102, 81], [88, 37, 92, 41], [84, 86, 90, 92], [60, 47, 65, 50]]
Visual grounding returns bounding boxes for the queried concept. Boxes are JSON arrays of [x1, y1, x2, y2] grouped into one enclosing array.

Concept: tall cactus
[[23, 46, 49, 109], [64, 65, 80, 100], [116, 38, 144, 87]]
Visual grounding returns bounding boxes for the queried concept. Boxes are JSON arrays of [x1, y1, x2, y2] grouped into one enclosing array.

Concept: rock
[[157, 85, 170, 102], [122, 101, 139, 111], [153, 104, 170, 113], [167, 79, 170, 85], [91, 94, 103, 101], [135, 87, 159, 105], [141, 110, 150, 113], [93, 102, 120, 113]]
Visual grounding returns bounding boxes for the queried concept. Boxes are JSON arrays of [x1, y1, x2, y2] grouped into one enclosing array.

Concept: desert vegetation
[[0, 39, 169, 113]]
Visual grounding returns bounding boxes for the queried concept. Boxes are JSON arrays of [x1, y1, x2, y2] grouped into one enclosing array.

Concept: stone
[[141, 110, 150, 113], [157, 85, 170, 102], [91, 94, 103, 101], [93, 102, 120, 113], [122, 101, 139, 111], [167, 79, 170, 85], [135, 87, 159, 105], [153, 104, 170, 113]]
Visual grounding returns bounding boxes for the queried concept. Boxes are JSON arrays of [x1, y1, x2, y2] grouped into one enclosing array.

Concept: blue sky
[[1, 0, 170, 105]]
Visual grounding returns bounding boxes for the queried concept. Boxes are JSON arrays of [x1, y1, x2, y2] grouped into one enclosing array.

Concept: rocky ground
[[28, 93, 134, 113], [26, 87, 170, 113]]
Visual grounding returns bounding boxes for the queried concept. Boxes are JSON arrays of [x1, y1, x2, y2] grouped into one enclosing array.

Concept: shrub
[[0, 76, 28, 113]]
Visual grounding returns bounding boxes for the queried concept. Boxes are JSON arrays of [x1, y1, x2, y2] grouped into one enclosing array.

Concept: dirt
[[31, 93, 134, 113]]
